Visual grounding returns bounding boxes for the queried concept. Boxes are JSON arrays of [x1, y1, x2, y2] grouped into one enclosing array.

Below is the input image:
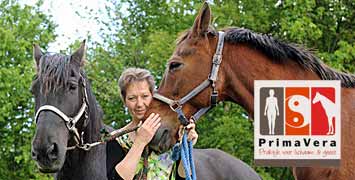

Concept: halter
[[34, 74, 90, 150], [153, 31, 225, 126]]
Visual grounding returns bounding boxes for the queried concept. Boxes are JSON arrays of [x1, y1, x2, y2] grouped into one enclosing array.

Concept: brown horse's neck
[[219, 44, 320, 117]]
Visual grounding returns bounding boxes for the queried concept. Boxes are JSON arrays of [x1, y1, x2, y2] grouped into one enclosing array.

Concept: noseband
[[153, 31, 225, 126], [34, 74, 90, 150]]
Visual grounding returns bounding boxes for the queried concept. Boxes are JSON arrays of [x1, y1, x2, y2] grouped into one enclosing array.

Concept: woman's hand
[[177, 119, 199, 178], [134, 113, 161, 146], [115, 113, 160, 180], [178, 119, 198, 145]]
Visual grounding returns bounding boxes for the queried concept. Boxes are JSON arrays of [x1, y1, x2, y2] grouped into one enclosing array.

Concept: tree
[[87, 0, 294, 179], [0, 0, 56, 179], [1, 0, 354, 179], [88, 1, 354, 179]]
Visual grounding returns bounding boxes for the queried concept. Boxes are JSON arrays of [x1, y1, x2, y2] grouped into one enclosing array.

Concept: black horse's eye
[[169, 61, 183, 72], [69, 83, 77, 91]]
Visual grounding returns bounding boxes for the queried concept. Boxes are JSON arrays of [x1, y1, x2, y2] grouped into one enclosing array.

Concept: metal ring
[[67, 118, 75, 129], [82, 144, 91, 151], [169, 101, 182, 112]]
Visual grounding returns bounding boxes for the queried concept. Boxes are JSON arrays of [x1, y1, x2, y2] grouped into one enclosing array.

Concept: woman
[[106, 68, 198, 180]]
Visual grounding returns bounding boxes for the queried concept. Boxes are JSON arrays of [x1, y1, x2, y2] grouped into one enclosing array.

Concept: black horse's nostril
[[47, 143, 58, 161], [32, 150, 38, 160]]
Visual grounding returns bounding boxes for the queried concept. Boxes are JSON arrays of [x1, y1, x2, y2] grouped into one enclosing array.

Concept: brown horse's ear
[[191, 2, 211, 37], [71, 40, 86, 66], [33, 44, 43, 67]]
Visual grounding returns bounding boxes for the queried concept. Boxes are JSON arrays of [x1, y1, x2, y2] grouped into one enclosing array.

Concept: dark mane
[[178, 27, 355, 88], [223, 28, 355, 88], [79, 71, 104, 142], [38, 54, 71, 94]]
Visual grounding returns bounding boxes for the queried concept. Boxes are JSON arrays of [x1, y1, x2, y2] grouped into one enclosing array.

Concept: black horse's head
[[31, 41, 88, 173]]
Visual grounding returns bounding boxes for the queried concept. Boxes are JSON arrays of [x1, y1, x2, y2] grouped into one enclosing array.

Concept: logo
[[254, 81, 341, 166]]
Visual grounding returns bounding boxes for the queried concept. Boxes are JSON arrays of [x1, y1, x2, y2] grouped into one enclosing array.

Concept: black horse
[[30, 41, 261, 180], [31, 41, 108, 179]]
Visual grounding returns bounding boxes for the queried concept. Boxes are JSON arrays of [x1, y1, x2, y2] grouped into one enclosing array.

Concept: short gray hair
[[118, 68, 155, 100]]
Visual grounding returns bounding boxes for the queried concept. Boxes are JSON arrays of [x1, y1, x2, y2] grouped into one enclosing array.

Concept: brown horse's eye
[[169, 62, 183, 72]]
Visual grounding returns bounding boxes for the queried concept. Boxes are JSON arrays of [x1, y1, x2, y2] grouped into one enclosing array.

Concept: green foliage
[[85, 0, 200, 128], [0, 0, 55, 179], [89, 1, 354, 179], [1, 0, 355, 179], [83, 0, 354, 179]]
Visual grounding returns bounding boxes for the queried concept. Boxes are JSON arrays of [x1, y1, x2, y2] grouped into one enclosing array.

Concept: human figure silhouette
[[264, 89, 279, 135]]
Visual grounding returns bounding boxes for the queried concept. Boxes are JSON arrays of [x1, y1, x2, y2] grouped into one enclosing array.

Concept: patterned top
[[116, 133, 177, 180]]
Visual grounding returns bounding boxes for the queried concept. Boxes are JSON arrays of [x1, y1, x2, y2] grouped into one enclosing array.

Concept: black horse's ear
[[71, 40, 86, 66], [191, 2, 211, 37], [33, 44, 43, 67]]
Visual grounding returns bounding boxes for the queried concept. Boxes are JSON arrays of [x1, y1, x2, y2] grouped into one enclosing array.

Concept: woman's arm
[[114, 140, 146, 180], [114, 113, 161, 180]]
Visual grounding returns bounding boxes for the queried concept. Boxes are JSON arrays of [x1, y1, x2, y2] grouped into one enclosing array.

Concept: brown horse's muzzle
[[149, 126, 174, 153], [146, 99, 181, 153]]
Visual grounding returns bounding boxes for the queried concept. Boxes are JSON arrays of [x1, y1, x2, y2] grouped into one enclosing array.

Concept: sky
[[20, 0, 218, 52], [21, 0, 112, 52]]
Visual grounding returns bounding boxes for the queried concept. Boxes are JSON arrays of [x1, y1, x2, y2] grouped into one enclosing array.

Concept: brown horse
[[147, 2, 355, 180]]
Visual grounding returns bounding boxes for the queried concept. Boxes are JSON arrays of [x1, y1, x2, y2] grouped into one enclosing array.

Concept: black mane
[[178, 27, 355, 88], [223, 28, 355, 88]]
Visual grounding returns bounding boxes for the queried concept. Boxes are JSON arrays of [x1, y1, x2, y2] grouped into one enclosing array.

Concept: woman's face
[[124, 80, 153, 121]]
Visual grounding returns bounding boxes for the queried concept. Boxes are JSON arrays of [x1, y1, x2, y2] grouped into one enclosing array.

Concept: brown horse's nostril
[[160, 129, 170, 144], [47, 143, 58, 161], [162, 129, 169, 139]]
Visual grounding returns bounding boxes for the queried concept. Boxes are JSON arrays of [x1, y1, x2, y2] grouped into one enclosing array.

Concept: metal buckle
[[212, 54, 222, 65], [67, 118, 75, 130], [169, 101, 182, 112], [84, 108, 88, 119]]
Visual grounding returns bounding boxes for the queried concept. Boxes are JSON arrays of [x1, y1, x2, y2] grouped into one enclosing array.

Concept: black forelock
[[37, 53, 72, 94]]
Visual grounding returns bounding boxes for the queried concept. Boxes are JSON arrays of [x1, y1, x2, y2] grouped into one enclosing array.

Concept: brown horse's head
[[148, 2, 225, 153], [148, 2, 329, 153]]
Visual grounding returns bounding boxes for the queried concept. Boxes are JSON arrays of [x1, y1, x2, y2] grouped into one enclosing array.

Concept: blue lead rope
[[172, 131, 196, 180]]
